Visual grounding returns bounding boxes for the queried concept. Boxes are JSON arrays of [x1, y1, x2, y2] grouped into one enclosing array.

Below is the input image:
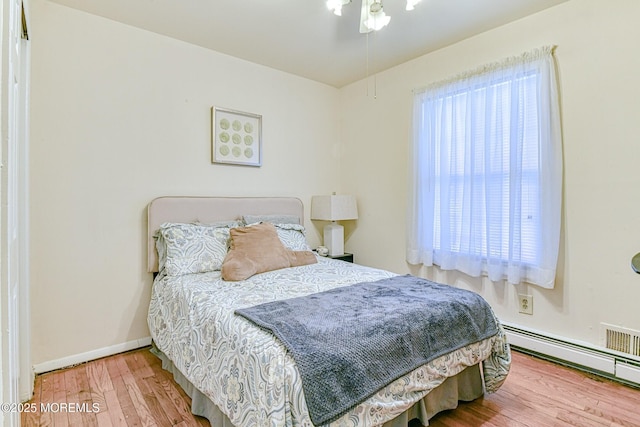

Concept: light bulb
[[326, 0, 347, 16], [364, 12, 390, 31], [406, 0, 422, 11]]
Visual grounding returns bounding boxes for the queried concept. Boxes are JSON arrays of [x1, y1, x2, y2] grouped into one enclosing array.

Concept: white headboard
[[147, 196, 304, 273]]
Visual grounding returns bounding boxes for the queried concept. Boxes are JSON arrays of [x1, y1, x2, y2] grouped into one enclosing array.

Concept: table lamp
[[311, 194, 358, 256]]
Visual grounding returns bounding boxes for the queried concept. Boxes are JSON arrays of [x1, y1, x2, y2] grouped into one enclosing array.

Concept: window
[[407, 47, 562, 288]]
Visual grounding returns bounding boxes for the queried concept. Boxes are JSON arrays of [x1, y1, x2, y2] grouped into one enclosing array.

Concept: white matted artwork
[[211, 106, 262, 167]]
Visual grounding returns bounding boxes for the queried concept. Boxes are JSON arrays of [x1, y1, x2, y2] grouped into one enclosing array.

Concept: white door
[[17, 3, 31, 404], [1, 0, 30, 425]]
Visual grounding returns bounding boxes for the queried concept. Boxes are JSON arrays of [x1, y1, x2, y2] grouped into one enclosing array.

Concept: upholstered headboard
[[147, 196, 304, 273]]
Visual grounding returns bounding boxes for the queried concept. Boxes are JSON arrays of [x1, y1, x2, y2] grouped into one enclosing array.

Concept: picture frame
[[211, 107, 262, 167]]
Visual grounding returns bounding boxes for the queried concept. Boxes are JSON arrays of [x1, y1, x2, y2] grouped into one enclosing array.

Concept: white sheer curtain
[[407, 46, 562, 288]]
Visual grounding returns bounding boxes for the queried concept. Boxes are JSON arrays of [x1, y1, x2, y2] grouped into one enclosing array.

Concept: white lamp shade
[[311, 195, 358, 221]]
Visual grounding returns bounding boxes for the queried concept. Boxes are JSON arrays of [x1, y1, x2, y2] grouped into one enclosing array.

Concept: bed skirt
[[151, 346, 484, 426]]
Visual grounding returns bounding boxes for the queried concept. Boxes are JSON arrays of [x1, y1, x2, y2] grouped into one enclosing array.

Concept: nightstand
[[327, 253, 354, 263]]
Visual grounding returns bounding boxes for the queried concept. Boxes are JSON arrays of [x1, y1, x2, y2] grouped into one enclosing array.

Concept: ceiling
[[47, 0, 568, 88]]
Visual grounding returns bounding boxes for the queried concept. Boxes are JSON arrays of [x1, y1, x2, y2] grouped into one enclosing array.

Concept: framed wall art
[[211, 107, 262, 167]]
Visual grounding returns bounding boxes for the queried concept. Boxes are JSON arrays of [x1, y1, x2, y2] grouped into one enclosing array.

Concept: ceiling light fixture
[[327, 0, 421, 33]]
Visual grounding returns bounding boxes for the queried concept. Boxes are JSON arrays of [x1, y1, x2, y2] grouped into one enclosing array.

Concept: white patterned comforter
[[148, 257, 510, 427]]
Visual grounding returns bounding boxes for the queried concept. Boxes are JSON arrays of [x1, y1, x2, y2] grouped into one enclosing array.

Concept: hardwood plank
[[144, 374, 193, 426], [21, 374, 42, 427], [63, 367, 86, 427], [87, 358, 115, 395], [105, 352, 125, 380], [428, 352, 640, 427], [95, 409, 114, 427], [123, 380, 158, 427], [133, 369, 173, 427], [156, 369, 204, 427], [119, 353, 159, 427], [51, 369, 70, 427], [38, 373, 54, 427], [124, 351, 154, 381], [139, 349, 163, 370], [103, 389, 128, 427], [159, 368, 192, 402], [20, 347, 640, 427], [481, 390, 565, 427], [111, 374, 142, 427], [587, 399, 640, 427], [75, 363, 99, 427], [135, 350, 184, 426], [86, 359, 115, 427]]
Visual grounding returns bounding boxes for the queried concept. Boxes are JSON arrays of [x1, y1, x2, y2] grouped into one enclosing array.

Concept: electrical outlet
[[518, 294, 533, 315]]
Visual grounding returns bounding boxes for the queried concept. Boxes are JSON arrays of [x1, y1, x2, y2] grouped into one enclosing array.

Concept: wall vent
[[601, 323, 640, 357]]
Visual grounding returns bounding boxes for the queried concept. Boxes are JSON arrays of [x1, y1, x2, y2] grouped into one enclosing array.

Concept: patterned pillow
[[242, 214, 300, 225], [155, 222, 235, 276], [274, 223, 312, 251]]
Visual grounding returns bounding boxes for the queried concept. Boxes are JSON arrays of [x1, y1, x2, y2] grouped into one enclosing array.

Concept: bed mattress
[[148, 256, 510, 426]]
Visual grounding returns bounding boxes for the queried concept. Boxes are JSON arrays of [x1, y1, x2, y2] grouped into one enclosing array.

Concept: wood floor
[[22, 348, 640, 427]]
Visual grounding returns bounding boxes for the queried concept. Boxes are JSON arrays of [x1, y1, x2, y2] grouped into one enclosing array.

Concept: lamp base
[[323, 222, 345, 256]]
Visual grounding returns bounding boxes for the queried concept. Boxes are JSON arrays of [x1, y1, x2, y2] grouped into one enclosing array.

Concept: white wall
[[340, 0, 640, 347], [29, 0, 342, 366], [30, 0, 640, 368]]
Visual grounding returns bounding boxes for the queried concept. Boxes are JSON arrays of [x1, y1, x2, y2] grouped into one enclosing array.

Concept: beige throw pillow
[[222, 222, 317, 281]]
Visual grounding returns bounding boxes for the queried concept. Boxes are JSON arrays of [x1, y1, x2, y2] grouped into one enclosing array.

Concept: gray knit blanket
[[235, 274, 499, 425]]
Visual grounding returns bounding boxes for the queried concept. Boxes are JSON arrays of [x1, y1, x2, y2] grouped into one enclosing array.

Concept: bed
[[146, 196, 510, 427]]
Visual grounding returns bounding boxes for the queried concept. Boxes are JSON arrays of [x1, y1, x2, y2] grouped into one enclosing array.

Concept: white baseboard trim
[[33, 337, 152, 374], [617, 362, 640, 384], [503, 322, 640, 387]]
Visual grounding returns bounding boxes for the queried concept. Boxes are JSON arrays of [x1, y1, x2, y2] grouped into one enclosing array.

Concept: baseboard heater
[[502, 323, 640, 388]]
